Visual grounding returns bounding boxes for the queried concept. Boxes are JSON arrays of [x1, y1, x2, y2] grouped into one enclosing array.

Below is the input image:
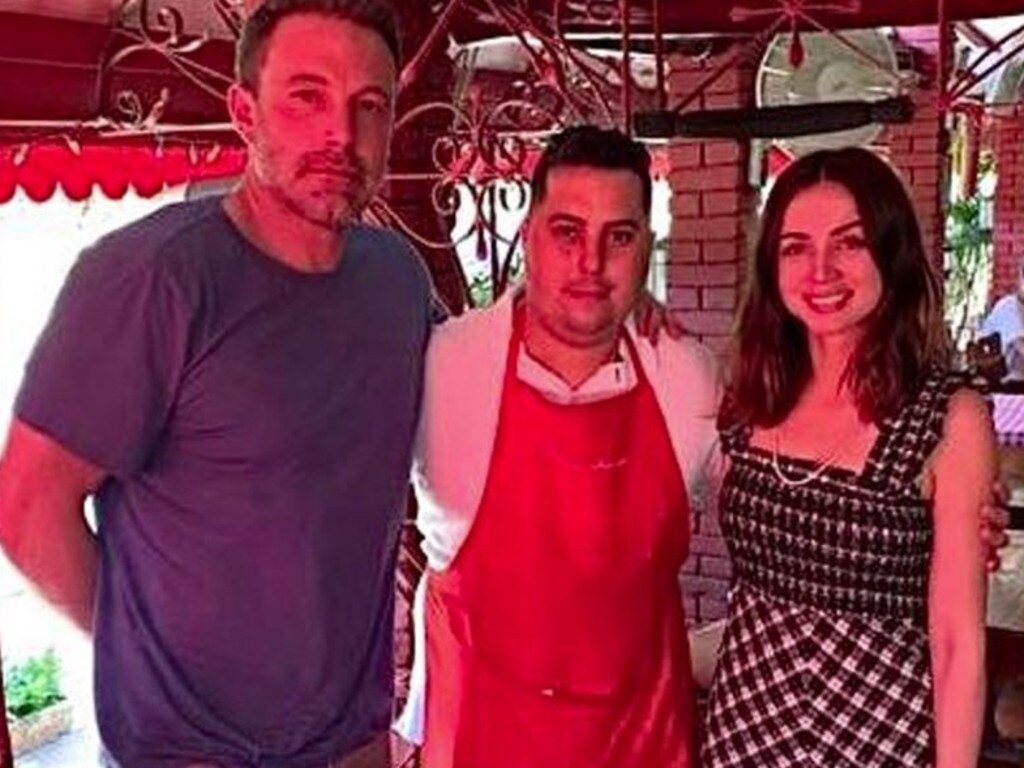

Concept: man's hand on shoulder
[[634, 290, 685, 345]]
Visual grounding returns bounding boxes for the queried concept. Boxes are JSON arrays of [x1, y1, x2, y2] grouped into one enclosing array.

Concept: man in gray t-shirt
[[0, 2, 428, 766]]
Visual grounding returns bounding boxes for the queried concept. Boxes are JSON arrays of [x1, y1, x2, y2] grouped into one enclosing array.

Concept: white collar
[[515, 338, 638, 405]]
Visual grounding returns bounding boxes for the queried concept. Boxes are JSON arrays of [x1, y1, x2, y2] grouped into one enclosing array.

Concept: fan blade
[[633, 96, 913, 139]]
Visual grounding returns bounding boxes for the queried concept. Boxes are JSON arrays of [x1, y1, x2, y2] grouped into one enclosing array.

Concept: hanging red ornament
[[789, 29, 805, 68]]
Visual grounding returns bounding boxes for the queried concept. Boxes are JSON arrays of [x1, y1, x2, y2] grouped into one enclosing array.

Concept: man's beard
[[262, 147, 374, 231], [267, 173, 376, 232], [283, 186, 366, 231]]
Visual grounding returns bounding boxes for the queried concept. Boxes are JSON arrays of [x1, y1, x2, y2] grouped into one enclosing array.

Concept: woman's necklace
[[770, 429, 848, 488]]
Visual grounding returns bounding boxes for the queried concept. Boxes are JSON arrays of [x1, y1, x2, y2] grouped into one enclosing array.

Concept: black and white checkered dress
[[702, 371, 961, 768]]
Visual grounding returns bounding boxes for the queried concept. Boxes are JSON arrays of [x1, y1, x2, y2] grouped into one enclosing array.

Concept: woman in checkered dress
[[702, 148, 995, 768]]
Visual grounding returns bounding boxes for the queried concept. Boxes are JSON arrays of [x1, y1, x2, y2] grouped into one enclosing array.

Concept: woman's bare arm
[[928, 389, 996, 768]]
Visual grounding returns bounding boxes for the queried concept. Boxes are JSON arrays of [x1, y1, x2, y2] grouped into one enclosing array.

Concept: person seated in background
[[982, 261, 1024, 380]]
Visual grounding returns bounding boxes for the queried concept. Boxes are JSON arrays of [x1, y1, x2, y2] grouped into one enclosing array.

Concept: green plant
[[3, 649, 64, 719], [944, 194, 993, 350], [464, 248, 525, 309], [467, 271, 494, 309]]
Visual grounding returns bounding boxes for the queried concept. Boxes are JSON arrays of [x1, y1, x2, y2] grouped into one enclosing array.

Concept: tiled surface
[[15, 726, 100, 768]]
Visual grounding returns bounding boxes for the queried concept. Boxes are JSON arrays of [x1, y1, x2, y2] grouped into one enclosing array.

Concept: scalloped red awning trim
[[0, 143, 247, 203], [0, 141, 670, 204]]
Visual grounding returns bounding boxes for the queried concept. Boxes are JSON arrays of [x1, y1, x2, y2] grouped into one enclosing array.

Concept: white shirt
[[516, 339, 637, 405], [981, 294, 1024, 379]]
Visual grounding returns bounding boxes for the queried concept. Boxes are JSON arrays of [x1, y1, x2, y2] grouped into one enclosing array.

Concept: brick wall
[[888, 29, 949, 269], [665, 47, 757, 625], [665, 53, 755, 361], [992, 110, 1024, 298], [887, 92, 946, 266]]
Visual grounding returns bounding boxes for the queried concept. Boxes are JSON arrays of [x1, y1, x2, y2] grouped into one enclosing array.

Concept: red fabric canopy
[[0, 142, 246, 203], [453, 0, 1024, 39]]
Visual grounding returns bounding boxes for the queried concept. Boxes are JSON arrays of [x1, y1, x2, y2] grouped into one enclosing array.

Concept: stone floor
[[14, 730, 419, 768], [15, 726, 100, 768]]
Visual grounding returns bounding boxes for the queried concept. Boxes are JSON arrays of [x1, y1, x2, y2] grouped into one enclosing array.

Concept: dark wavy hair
[[237, 0, 401, 90], [721, 147, 948, 429], [531, 125, 653, 215]]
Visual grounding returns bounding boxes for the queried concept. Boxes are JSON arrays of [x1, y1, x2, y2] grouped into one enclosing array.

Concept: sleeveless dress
[[702, 371, 962, 768]]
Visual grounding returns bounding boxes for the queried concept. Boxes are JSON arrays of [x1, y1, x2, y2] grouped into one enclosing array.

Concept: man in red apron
[[395, 126, 721, 767]]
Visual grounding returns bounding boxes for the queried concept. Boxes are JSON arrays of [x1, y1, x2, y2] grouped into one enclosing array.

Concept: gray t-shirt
[[16, 197, 432, 767]]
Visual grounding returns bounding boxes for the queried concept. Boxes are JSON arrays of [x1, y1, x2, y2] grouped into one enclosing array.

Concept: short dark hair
[[530, 125, 653, 214], [236, 0, 401, 90], [722, 147, 948, 428]]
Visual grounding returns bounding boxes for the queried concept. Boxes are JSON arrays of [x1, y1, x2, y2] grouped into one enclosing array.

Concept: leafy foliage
[[944, 194, 993, 350], [3, 649, 65, 719]]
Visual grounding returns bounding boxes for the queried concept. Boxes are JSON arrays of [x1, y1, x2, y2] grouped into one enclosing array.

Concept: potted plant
[[3, 649, 73, 756]]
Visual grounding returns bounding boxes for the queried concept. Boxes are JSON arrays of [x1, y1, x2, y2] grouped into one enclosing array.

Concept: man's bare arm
[[0, 418, 106, 635]]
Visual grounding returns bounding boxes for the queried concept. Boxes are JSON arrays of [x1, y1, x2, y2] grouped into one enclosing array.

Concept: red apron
[[422, 306, 698, 768]]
